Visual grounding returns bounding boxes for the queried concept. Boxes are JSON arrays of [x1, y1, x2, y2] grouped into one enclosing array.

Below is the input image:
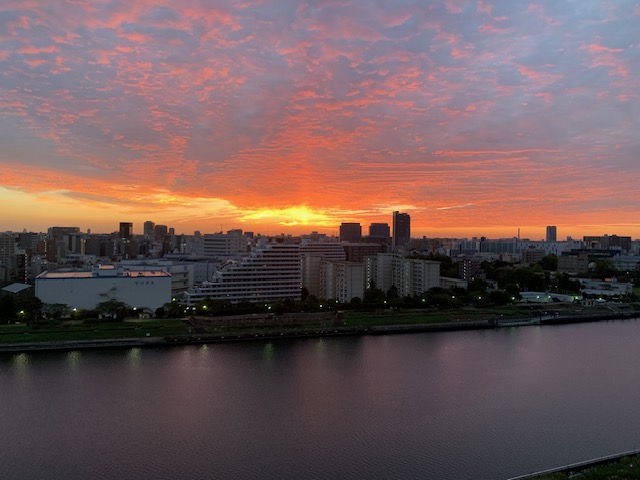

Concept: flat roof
[[37, 270, 171, 279], [1, 283, 32, 294]]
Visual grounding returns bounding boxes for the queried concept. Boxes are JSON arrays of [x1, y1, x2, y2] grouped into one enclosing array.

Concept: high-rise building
[[300, 240, 346, 297], [339, 223, 362, 243], [546, 226, 557, 243], [119, 222, 133, 240], [392, 211, 411, 249], [366, 222, 391, 250], [143, 221, 155, 238], [154, 225, 168, 241], [369, 223, 390, 239], [319, 260, 364, 303]]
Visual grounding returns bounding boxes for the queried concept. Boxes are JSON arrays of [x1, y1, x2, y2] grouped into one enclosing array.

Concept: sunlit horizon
[[2, 190, 637, 241]]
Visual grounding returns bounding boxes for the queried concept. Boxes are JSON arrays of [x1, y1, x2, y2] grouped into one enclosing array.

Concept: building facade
[[339, 223, 362, 243], [35, 264, 171, 311], [365, 253, 440, 297], [182, 241, 301, 305], [300, 241, 346, 297], [392, 211, 411, 249], [319, 261, 364, 303], [546, 226, 557, 243]]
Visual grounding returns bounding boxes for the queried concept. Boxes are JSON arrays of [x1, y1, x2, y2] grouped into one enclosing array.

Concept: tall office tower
[[143, 221, 155, 238], [369, 223, 391, 239], [119, 222, 133, 240], [339, 222, 362, 243], [546, 226, 557, 243], [392, 211, 411, 249], [154, 224, 168, 241]]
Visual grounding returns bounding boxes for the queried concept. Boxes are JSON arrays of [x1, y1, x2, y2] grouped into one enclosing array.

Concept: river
[[2, 318, 640, 480]]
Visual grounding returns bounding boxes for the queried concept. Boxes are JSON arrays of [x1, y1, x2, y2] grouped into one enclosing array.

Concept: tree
[[539, 254, 558, 272], [386, 285, 399, 299], [592, 259, 617, 278], [15, 295, 43, 323], [163, 300, 184, 318], [489, 290, 511, 306], [0, 294, 16, 321], [364, 284, 385, 304], [301, 294, 321, 312], [43, 303, 71, 320], [95, 300, 130, 321]]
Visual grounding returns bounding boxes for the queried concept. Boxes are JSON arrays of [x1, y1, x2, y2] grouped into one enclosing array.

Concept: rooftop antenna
[[517, 227, 520, 240]]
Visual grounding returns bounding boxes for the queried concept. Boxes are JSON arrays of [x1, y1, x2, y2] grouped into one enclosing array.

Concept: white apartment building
[[300, 240, 346, 297], [365, 254, 440, 297], [182, 240, 301, 305], [364, 253, 396, 292], [319, 261, 364, 303], [35, 264, 172, 311], [392, 257, 440, 297], [202, 230, 246, 258]]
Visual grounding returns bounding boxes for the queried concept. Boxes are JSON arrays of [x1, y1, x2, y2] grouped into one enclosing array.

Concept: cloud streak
[[0, 0, 639, 238]]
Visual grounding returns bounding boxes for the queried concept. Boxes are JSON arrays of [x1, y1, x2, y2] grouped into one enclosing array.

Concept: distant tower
[[339, 223, 362, 243], [119, 222, 133, 240], [143, 221, 155, 238], [546, 225, 557, 243], [392, 211, 411, 249], [154, 224, 168, 242]]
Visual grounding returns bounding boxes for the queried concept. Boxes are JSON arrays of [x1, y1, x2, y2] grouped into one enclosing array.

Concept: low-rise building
[[35, 264, 171, 311]]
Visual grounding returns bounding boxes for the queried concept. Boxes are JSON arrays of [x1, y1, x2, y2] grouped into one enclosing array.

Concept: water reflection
[[263, 341, 275, 365], [66, 350, 81, 370], [198, 344, 209, 357], [126, 347, 141, 367], [11, 352, 30, 379]]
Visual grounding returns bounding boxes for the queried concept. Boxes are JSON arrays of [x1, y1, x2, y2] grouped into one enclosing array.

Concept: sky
[[1, 0, 639, 240]]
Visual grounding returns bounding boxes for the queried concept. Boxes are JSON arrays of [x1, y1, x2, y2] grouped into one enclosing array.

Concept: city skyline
[[1, 1, 639, 239]]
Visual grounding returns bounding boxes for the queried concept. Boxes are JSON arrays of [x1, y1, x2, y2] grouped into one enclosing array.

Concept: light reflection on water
[[66, 350, 81, 370], [126, 347, 141, 367], [11, 352, 31, 379], [262, 341, 275, 364]]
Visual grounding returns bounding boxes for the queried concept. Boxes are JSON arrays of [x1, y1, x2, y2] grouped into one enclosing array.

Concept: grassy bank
[[0, 303, 635, 347], [0, 319, 188, 343], [526, 453, 640, 479]]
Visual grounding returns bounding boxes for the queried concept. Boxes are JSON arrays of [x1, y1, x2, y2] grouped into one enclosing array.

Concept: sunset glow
[[1, 1, 639, 239]]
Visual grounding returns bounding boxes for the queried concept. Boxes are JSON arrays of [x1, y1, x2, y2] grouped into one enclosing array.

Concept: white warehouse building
[[35, 264, 172, 311]]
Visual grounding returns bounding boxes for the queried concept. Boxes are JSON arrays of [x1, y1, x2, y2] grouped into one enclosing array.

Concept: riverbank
[[507, 449, 640, 479], [0, 305, 638, 354]]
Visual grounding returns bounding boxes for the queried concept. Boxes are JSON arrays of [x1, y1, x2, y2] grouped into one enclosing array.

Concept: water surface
[[2, 319, 640, 479]]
